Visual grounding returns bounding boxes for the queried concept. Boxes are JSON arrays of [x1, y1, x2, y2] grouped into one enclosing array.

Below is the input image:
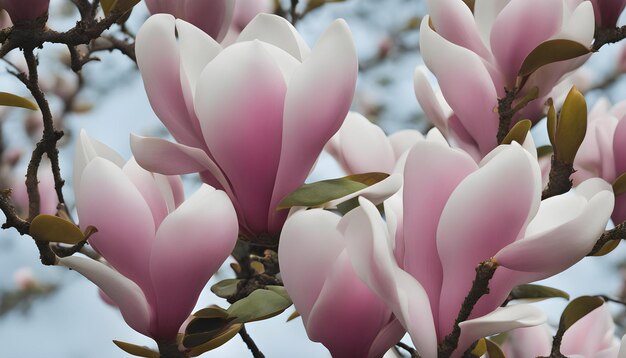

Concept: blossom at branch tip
[[279, 176, 405, 358], [573, 98, 626, 224], [502, 303, 625, 357], [415, 0, 594, 158], [0, 0, 49, 23], [590, 0, 626, 28], [325, 111, 423, 175], [340, 132, 612, 356], [144, 0, 235, 42], [59, 131, 238, 340], [131, 14, 357, 238]]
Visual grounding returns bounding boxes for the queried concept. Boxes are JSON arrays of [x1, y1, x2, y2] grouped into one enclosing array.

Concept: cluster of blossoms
[[4, 0, 626, 357]]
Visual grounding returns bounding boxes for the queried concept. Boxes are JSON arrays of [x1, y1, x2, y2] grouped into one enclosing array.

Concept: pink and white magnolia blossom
[[414, 0, 594, 158], [0, 0, 49, 23], [144, 0, 235, 42], [279, 175, 407, 358], [232, 0, 274, 31], [325, 111, 423, 175], [341, 135, 613, 356], [131, 14, 358, 238], [503, 304, 625, 357], [590, 0, 626, 27], [573, 98, 626, 224], [59, 131, 238, 340]]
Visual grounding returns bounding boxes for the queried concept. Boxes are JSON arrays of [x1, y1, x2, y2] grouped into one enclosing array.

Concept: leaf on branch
[[485, 339, 505, 358], [286, 309, 300, 322], [210, 279, 241, 299], [112, 340, 159, 358], [101, 0, 141, 16], [188, 323, 242, 357], [590, 238, 620, 256], [501, 119, 531, 145], [508, 284, 570, 302], [0, 92, 38, 111], [29, 214, 85, 244], [518, 39, 590, 78], [227, 288, 292, 324], [536, 145, 553, 158], [471, 338, 487, 356], [554, 87, 587, 164], [277, 172, 389, 209], [559, 295, 604, 332], [613, 173, 626, 197], [304, 0, 346, 13]]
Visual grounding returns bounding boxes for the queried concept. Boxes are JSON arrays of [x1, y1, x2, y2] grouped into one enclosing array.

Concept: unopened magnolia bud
[[555, 86, 587, 164], [13, 267, 36, 290]]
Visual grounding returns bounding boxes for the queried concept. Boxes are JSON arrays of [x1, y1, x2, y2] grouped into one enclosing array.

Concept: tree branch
[[239, 325, 265, 358], [593, 25, 626, 52], [541, 156, 575, 200], [588, 221, 626, 256]]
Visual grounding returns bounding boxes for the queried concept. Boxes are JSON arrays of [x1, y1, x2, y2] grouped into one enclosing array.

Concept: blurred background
[[0, 0, 625, 356]]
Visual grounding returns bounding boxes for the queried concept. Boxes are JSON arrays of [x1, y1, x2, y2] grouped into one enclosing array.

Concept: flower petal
[[59, 256, 151, 336], [457, 305, 546, 353], [414, 67, 450, 136], [182, 0, 235, 42], [437, 145, 539, 337], [196, 40, 286, 235], [237, 13, 310, 61], [269, 19, 358, 233], [73, 130, 125, 199], [150, 185, 238, 338]]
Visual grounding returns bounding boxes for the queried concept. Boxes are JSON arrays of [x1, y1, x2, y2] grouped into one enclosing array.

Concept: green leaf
[[536, 145, 554, 158], [501, 119, 531, 145], [211, 279, 240, 299], [304, 0, 346, 13], [471, 338, 487, 356], [188, 324, 242, 357], [286, 309, 300, 322], [547, 99, 557, 146], [613, 172, 626, 197], [485, 339, 505, 358], [590, 238, 620, 257], [559, 296, 604, 332], [518, 39, 590, 78], [101, 0, 140, 15], [227, 288, 292, 324], [112, 340, 159, 358], [29, 214, 85, 244], [186, 307, 232, 338], [555, 86, 587, 164], [508, 284, 569, 302], [277, 172, 389, 210], [0, 92, 38, 111]]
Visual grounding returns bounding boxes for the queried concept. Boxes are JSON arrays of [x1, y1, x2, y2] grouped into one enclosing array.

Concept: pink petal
[[457, 305, 546, 353], [343, 198, 437, 357], [561, 304, 619, 356], [473, 0, 509, 45], [425, 0, 491, 59], [306, 252, 393, 358], [490, 0, 563, 84], [324, 174, 402, 209], [557, 1, 594, 45], [437, 145, 539, 337], [122, 159, 169, 228], [149, 185, 238, 339], [73, 130, 125, 199], [136, 15, 204, 149], [232, 0, 275, 30], [269, 19, 358, 234], [59, 256, 151, 336], [496, 178, 613, 275], [237, 14, 310, 61], [414, 67, 450, 136], [195, 41, 286, 235], [420, 17, 499, 156], [278, 209, 345, 324], [367, 318, 406, 358], [388, 129, 423, 161], [129, 134, 232, 195], [501, 325, 552, 358], [402, 140, 477, 336], [614, 119, 626, 176], [335, 112, 396, 174], [77, 158, 156, 295], [183, 0, 235, 42]]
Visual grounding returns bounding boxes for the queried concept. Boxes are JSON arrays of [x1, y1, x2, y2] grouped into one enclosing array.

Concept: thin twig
[[588, 221, 626, 256], [239, 325, 265, 358]]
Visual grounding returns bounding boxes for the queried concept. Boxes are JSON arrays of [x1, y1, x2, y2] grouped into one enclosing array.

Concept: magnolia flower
[[414, 0, 594, 158], [503, 304, 624, 357], [59, 131, 238, 340], [131, 14, 357, 238], [590, 0, 626, 27], [573, 98, 626, 224], [325, 112, 423, 175], [279, 176, 406, 358], [342, 135, 613, 356], [144, 0, 235, 42], [232, 0, 274, 31], [0, 0, 49, 23]]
